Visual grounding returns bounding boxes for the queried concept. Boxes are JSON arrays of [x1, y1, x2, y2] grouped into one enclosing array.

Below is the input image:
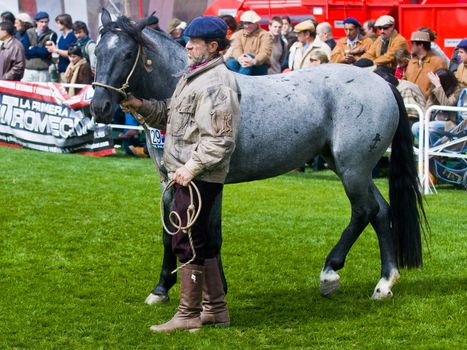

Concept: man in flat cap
[[288, 19, 331, 70], [21, 11, 57, 82], [225, 10, 272, 75], [455, 38, 467, 88], [331, 17, 373, 64], [359, 15, 407, 69], [405, 30, 446, 98], [120, 16, 240, 333]]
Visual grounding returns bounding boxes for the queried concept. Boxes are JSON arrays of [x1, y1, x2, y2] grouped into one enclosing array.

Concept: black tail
[[389, 84, 427, 268]]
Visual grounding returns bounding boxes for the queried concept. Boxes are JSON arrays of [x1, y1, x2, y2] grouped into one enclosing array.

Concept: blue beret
[[184, 16, 227, 39], [343, 17, 361, 27], [34, 11, 49, 21], [458, 38, 467, 49]]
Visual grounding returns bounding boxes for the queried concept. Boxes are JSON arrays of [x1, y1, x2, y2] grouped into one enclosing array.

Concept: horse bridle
[[92, 44, 142, 99]]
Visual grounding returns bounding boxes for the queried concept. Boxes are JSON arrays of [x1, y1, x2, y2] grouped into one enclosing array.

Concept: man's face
[[171, 28, 182, 39], [243, 22, 258, 34], [378, 24, 394, 40], [297, 31, 310, 44], [269, 21, 282, 36], [459, 48, 467, 64], [69, 53, 80, 65], [411, 41, 423, 55], [36, 18, 49, 33], [362, 22, 372, 36], [185, 37, 211, 66], [344, 23, 358, 41], [74, 29, 86, 40], [282, 19, 290, 33], [317, 30, 327, 42]]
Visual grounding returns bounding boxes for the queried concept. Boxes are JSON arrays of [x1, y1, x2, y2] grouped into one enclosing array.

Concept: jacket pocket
[[171, 103, 196, 137]]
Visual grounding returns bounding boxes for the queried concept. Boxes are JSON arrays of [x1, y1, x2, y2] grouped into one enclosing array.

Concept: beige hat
[[240, 10, 261, 24], [375, 15, 394, 28], [168, 18, 182, 33], [16, 12, 33, 25], [294, 19, 315, 33], [410, 31, 430, 42]]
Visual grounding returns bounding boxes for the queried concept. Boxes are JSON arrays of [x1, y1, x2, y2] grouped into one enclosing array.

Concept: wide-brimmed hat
[[375, 15, 394, 28], [410, 31, 430, 42], [294, 19, 315, 33], [168, 18, 182, 33], [240, 10, 261, 24]]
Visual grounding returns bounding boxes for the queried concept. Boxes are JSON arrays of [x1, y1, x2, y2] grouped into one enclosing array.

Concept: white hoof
[[145, 293, 169, 305], [372, 270, 400, 299], [320, 269, 341, 297]]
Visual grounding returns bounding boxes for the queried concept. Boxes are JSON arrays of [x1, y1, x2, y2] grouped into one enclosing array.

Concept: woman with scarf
[[64, 45, 92, 96]]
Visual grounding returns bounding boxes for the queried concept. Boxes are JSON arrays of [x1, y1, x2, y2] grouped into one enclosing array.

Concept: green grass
[[0, 147, 466, 349]]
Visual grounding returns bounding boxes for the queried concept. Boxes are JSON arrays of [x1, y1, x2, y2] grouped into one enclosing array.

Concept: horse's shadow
[[230, 276, 465, 327]]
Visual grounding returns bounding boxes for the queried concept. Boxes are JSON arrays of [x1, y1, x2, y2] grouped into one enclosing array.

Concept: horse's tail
[[388, 84, 427, 268]]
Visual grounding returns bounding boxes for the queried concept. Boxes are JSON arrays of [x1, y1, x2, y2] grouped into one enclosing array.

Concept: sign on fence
[[0, 81, 114, 156]]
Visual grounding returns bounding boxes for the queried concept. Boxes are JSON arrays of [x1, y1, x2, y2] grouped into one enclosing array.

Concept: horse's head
[[91, 9, 151, 123]]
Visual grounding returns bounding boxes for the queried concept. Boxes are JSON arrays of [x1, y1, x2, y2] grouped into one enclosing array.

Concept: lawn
[[0, 146, 465, 349]]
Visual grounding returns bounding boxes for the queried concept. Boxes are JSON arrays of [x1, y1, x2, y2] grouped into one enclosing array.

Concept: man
[[73, 21, 96, 73], [359, 15, 407, 69], [167, 18, 187, 46], [331, 17, 372, 64], [455, 38, 467, 88], [362, 19, 377, 42], [316, 22, 336, 50], [281, 16, 297, 50], [225, 10, 272, 76], [146, 15, 163, 32], [22, 11, 57, 82], [405, 31, 446, 98], [288, 19, 331, 71], [268, 16, 288, 74], [121, 16, 240, 333], [0, 21, 25, 80]]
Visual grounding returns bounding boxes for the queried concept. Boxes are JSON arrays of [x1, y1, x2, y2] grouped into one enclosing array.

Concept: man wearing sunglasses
[[359, 15, 407, 69]]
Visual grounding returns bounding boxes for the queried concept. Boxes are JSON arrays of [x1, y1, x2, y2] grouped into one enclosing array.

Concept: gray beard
[[188, 53, 210, 67]]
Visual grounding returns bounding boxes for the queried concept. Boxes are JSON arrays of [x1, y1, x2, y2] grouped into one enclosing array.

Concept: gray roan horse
[[91, 10, 426, 302]]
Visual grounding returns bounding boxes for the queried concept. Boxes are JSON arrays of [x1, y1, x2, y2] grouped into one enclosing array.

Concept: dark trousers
[[225, 57, 268, 76], [172, 181, 223, 265]]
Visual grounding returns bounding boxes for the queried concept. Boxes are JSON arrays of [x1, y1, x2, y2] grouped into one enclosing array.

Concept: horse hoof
[[145, 293, 169, 305], [320, 270, 340, 297], [371, 270, 400, 300]]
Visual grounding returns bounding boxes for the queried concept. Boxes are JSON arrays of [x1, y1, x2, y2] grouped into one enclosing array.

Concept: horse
[[91, 9, 426, 303]]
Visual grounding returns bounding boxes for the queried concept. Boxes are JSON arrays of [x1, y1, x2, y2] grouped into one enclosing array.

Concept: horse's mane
[[99, 15, 155, 49]]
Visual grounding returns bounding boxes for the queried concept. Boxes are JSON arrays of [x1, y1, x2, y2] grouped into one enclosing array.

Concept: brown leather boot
[[150, 264, 204, 333], [200, 257, 230, 327]]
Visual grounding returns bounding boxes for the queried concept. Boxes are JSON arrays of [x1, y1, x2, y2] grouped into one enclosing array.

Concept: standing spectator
[[22, 11, 57, 82], [359, 15, 407, 69], [226, 10, 272, 76], [281, 16, 297, 50], [45, 14, 76, 82], [455, 38, 467, 88], [146, 15, 163, 32], [362, 19, 377, 42], [167, 18, 187, 46], [417, 27, 449, 66], [0, 21, 25, 80], [394, 48, 411, 79], [288, 20, 331, 71], [405, 31, 446, 98], [268, 16, 288, 74], [64, 45, 92, 96], [14, 13, 33, 42], [316, 22, 336, 50], [73, 21, 96, 73], [1, 11, 15, 25], [331, 18, 372, 64]]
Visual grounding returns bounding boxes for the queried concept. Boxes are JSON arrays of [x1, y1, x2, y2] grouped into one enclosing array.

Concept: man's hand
[[344, 55, 356, 64], [174, 166, 194, 187], [121, 95, 143, 113], [239, 54, 254, 67]]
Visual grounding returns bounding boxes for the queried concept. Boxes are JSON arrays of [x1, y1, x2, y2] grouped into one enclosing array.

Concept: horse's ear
[[101, 8, 112, 27], [136, 10, 156, 31]]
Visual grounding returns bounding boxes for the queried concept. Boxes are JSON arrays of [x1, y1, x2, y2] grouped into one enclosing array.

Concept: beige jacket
[[361, 30, 408, 69], [288, 39, 331, 70], [230, 27, 273, 65], [456, 63, 467, 88], [405, 51, 447, 98], [136, 57, 240, 183], [331, 36, 373, 63]]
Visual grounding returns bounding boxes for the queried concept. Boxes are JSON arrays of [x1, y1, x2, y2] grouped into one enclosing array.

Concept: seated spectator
[[73, 21, 96, 73], [316, 22, 336, 50], [226, 10, 272, 76], [449, 47, 460, 73], [412, 68, 462, 145], [14, 13, 33, 42], [0, 21, 25, 80], [288, 20, 331, 71], [309, 50, 329, 65], [406, 31, 447, 98], [455, 38, 467, 88], [64, 45, 92, 96], [268, 16, 288, 74], [394, 48, 410, 79], [362, 19, 377, 42], [281, 16, 297, 50], [46, 14, 76, 82], [167, 18, 187, 46], [22, 11, 57, 82], [417, 27, 449, 66], [331, 18, 372, 64], [359, 15, 407, 69]]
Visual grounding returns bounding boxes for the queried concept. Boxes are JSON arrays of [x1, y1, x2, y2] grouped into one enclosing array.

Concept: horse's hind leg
[[320, 175, 379, 297], [369, 183, 400, 299]]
